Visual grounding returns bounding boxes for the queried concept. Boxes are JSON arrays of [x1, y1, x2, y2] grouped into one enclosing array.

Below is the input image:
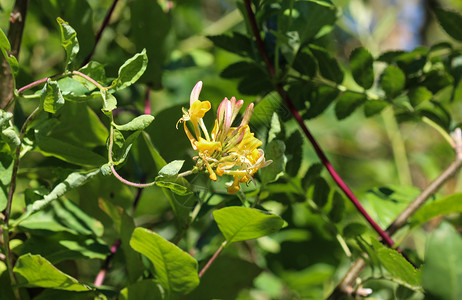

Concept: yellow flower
[[178, 81, 272, 193]]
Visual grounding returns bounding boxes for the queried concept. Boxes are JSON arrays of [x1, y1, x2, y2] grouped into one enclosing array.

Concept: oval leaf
[[213, 207, 284, 244], [373, 239, 422, 291], [129, 227, 199, 295], [158, 160, 184, 176], [312, 177, 330, 208], [409, 86, 432, 108], [350, 47, 374, 89], [14, 254, 91, 291], [334, 91, 366, 120], [422, 223, 462, 299], [112, 49, 148, 90], [114, 115, 154, 131], [435, 8, 462, 42], [260, 140, 286, 185], [380, 65, 406, 99], [310, 45, 344, 84], [40, 80, 65, 114]]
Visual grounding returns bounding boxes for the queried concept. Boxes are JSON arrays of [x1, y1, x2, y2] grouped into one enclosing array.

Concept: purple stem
[[198, 242, 225, 278], [82, 0, 120, 67], [17, 77, 49, 94], [242, 0, 395, 247]]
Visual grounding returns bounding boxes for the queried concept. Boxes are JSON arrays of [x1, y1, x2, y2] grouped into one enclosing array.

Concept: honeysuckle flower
[[178, 81, 272, 194]]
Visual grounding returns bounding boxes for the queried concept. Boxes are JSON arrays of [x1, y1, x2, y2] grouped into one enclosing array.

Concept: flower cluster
[[177, 81, 272, 194]]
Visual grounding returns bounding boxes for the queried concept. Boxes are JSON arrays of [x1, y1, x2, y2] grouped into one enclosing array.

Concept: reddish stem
[[144, 87, 151, 115], [243, 0, 395, 247], [198, 242, 225, 278], [94, 239, 121, 286]]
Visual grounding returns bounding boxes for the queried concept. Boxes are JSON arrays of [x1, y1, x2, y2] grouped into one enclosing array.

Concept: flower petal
[[190, 81, 203, 105]]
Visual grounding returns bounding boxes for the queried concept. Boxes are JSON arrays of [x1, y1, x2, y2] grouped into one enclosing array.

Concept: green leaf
[[292, 49, 317, 77], [101, 90, 117, 112], [342, 223, 368, 238], [0, 29, 18, 80], [130, 227, 200, 295], [189, 256, 262, 300], [19, 233, 109, 264], [364, 99, 389, 117], [422, 222, 462, 299], [350, 47, 374, 89], [213, 206, 284, 244], [113, 131, 141, 165], [374, 242, 422, 290], [0, 151, 13, 211], [207, 32, 253, 57], [310, 45, 344, 84], [158, 160, 184, 176], [40, 79, 65, 114], [14, 254, 91, 291], [155, 178, 192, 196], [434, 8, 462, 42], [363, 185, 420, 228], [311, 177, 330, 208], [251, 92, 283, 127], [46, 103, 108, 148], [380, 65, 406, 98], [260, 140, 286, 185], [267, 113, 282, 143], [112, 49, 148, 91], [328, 191, 345, 223], [0, 29, 10, 52], [408, 87, 432, 107], [289, 1, 337, 44], [120, 213, 145, 283], [51, 198, 104, 236], [285, 130, 303, 177], [220, 61, 272, 95], [36, 135, 106, 167], [31, 290, 93, 300], [221, 61, 257, 79], [16, 169, 101, 225], [304, 85, 339, 119], [114, 115, 154, 131], [77, 61, 107, 90], [334, 92, 366, 120], [302, 163, 323, 190], [119, 279, 163, 300], [411, 193, 462, 226], [142, 132, 167, 170], [129, 0, 170, 88], [56, 17, 79, 70]]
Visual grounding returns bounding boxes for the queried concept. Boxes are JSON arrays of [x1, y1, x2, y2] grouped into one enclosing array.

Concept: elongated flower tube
[[178, 81, 272, 193]]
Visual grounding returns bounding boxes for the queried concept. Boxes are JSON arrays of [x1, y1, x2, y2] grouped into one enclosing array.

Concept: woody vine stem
[[242, 0, 395, 247]]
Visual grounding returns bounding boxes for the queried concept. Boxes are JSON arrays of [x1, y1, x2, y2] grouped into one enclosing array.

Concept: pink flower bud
[[240, 103, 254, 127], [190, 81, 203, 106]]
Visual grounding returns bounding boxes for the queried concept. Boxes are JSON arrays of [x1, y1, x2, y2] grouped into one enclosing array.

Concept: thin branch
[[198, 241, 226, 278], [4, 106, 40, 226], [327, 154, 462, 299], [2, 106, 38, 300], [110, 165, 156, 188], [1, 0, 29, 110], [82, 0, 120, 67], [242, 0, 395, 248]]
